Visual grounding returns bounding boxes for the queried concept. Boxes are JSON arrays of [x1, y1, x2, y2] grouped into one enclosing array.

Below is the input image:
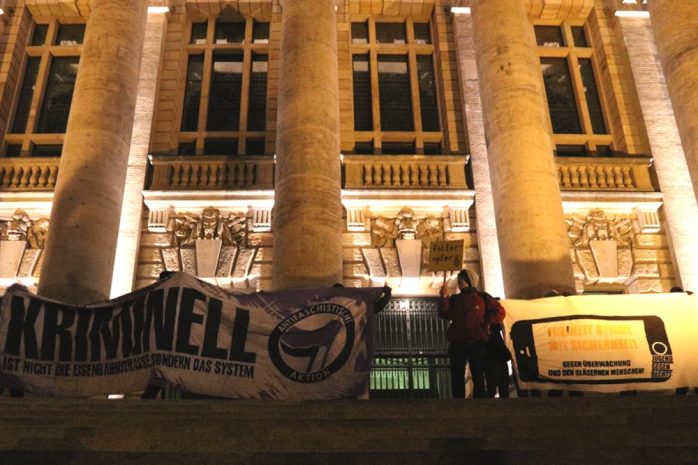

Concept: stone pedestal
[[649, 0, 698, 206], [37, 0, 149, 304], [272, 0, 342, 290], [471, 0, 575, 298]]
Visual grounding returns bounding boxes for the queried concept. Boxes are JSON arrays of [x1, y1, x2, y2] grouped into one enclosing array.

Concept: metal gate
[[370, 298, 452, 399]]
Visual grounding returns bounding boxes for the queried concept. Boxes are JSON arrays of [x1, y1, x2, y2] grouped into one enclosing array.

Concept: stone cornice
[[24, 0, 172, 17]]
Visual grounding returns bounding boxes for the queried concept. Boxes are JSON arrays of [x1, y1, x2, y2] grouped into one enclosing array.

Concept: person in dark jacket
[[439, 270, 505, 398]]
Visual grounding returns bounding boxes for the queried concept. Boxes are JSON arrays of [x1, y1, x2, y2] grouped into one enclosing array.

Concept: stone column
[[38, 0, 149, 304], [272, 0, 343, 289], [471, 0, 575, 298], [648, 0, 698, 205]]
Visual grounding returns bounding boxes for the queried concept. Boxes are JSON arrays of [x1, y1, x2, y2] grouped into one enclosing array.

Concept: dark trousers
[[486, 358, 510, 398], [448, 340, 488, 398]]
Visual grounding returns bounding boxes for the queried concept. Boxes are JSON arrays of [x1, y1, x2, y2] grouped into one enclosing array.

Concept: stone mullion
[[368, 18, 381, 151], [238, 20, 253, 155], [196, 19, 215, 153], [407, 22, 423, 152]]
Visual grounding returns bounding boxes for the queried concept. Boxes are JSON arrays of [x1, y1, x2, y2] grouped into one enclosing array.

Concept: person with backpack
[[438, 269, 506, 398]]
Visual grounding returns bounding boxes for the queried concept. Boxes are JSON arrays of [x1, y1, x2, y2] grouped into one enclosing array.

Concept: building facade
[[0, 0, 696, 307]]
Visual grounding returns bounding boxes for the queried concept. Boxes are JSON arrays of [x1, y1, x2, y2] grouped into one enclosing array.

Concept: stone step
[[1, 397, 698, 464]]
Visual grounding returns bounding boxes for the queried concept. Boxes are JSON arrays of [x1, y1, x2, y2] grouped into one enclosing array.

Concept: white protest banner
[[428, 240, 464, 272], [0, 273, 384, 399], [502, 292, 698, 393]]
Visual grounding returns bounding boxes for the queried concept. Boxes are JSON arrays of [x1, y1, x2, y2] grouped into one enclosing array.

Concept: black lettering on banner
[[4, 296, 42, 359], [74, 308, 92, 362], [119, 300, 134, 358], [230, 308, 256, 363], [202, 298, 227, 360], [175, 288, 206, 355], [41, 303, 75, 362], [131, 295, 146, 355], [143, 287, 179, 352], [89, 308, 118, 361]]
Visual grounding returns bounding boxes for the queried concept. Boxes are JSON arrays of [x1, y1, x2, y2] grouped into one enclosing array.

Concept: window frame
[[350, 17, 443, 155], [178, 16, 270, 156], [3, 18, 84, 158], [535, 20, 614, 157]]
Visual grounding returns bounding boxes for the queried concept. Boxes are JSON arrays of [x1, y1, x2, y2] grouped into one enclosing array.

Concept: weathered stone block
[[343, 232, 372, 247], [140, 233, 172, 247], [342, 248, 364, 262], [633, 234, 668, 249], [137, 263, 164, 278], [247, 233, 272, 247], [343, 262, 368, 277], [363, 248, 386, 278]]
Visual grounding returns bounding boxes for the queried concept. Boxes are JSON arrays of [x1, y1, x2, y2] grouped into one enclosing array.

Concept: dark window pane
[[246, 138, 265, 154], [351, 22, 368, 44], [247, 54, 267, 131], [541, 58, 582, 134], [424, 142, 441, 155], [31, 24, 48, 46], [382, 142, 415, 154], [354, 141, 374, 154], [55, 24, 85, 46], [253, 22, 269, 44], [36, 56, 79, 134], [32, 144, 62, 157], [556, 145, 587, 157], [414, 23, 431, 44], [417, 55, 439, 132], [207, 54, 243, 131], [571, 27, 588, 47], [376, 23, 406, 44], [534, 26, 564, 47], [579, 58, 607, 134], [181, 55, 203, 131], [178, 142, 196, 155], [352, 55, 372, 131], [595, 145, 612, 157], [190, 22, 207, 44], [11, 57, 41, 133], [204, 138, 237, 155], [378, 55, 413, 131], [215, 22, 245, 44], [5, 144, 22, 157]]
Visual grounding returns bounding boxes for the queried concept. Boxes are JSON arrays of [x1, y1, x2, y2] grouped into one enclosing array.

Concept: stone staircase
[[1, 396, 698, 465]]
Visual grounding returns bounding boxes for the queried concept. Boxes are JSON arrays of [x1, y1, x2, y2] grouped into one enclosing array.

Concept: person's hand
[[439, 286, 448, 298]]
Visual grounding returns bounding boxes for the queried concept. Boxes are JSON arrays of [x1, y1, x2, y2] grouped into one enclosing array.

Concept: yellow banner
[[502, 292, 698, 393]]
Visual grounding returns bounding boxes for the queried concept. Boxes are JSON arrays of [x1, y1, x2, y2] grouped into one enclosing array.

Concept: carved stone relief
[[371, 208, 445, 249], [0, 210, 49, 278], [566, 209, 663, 287], [162, 207, 249, 279]]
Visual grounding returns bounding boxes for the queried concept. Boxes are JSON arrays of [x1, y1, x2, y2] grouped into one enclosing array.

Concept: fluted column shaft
[[471, 0, 575, 298], [649, 0, 698, 205], [272, 0, 343, 289], [38, 0, 149, 304]]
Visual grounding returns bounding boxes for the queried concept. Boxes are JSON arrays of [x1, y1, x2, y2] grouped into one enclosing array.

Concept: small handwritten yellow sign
[[428, 240, 464, 272]]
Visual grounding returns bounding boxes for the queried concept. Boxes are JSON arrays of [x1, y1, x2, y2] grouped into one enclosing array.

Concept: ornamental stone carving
[[0, 209, 49, 278], [371, 208, 444, 249], [169, 207, 246, 248], [566, 209, 638, 285]]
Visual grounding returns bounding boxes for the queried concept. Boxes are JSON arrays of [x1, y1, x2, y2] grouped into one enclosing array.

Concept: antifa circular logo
[[268, 303, 355, 383]]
